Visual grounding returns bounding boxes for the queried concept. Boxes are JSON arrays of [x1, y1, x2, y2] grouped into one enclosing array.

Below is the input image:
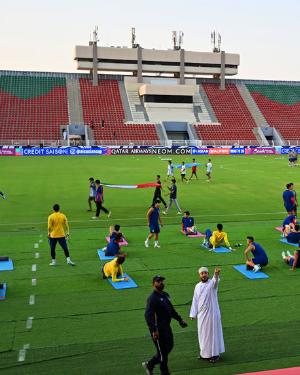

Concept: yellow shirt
[[104, 258, 124, 282], [209, 230, 230, 248], [48, 212, 69, 238]]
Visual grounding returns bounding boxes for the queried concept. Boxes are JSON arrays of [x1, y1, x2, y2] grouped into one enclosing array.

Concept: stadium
[[1, 9, 300, 375]]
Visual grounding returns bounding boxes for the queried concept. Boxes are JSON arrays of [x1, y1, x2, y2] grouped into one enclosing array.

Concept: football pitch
[[1, 154, 300, 375]]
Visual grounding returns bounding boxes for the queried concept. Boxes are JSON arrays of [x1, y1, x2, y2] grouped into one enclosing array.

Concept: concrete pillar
[[137, 47, 143, 83], [180, 49, 185, 85], [93, 42, 98, 86], [220, 51, 225, 90]]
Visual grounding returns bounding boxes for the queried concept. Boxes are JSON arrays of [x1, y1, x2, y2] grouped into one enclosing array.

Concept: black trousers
[[50, 237, 69, 259], [148, 330, 174, 375], [152, 191, 167, 207], [96, 201, 109, 217]]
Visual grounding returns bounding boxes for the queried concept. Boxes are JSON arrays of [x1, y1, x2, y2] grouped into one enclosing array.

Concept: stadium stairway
[[192, 91, 215, 123], [66, 79, 84, 125], [198, 83, 219, 123], [118, 81, 133, 122]]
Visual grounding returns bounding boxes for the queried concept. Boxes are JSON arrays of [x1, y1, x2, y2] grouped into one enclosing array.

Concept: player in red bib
[[189, 159, 198, 181]]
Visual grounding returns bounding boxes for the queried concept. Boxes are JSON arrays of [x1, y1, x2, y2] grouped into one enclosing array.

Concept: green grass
[[0, 154, 299, 375]]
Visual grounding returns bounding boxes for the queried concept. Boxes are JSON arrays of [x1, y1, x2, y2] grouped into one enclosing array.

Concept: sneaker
[[142, 362, 154, 375], [163, 211, 168, 215], [282, 251, 286, 259], [107, 211, 111, 217], [145, 241, 149, 248], [87, 209, 92, 211], [2, 195, 6, 199], [92, 216, 98, 219], [253, 264, 261, 273], [67, 260, 75, 266], [177, 212, 182, 215], [49, 262, 56, 266], [281, 234, 285, 238], [202, 241, 206, 246], [187, 180, 189, 184], [206, 180, 210, 182], [287, 250, 292, 257], [102, 247, 107, 252], [154, 245, 161, 248]]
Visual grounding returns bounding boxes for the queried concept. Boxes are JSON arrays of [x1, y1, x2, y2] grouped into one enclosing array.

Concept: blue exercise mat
[[107, 273, 138, 289], [0, 260, 14, 271], [97, 249, 115, 260], [201, 244, 231, 253], [0, 283, 7, 300], [279, 238, 299, 247], [233, 265, 269, 279]]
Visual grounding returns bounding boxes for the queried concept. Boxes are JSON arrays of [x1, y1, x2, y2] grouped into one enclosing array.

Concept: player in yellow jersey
[[202, 223, 236, 251], [48, 204, 75, 266], [102, 254, 129, 282]]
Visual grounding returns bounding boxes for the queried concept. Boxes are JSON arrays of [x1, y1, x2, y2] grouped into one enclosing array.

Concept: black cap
[[152, 275, 165, 283]]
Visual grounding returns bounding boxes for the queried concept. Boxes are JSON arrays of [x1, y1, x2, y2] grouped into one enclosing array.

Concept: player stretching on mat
[[109, 224, 124, 240], [282, 246, 300, 271], [103, 234, 126, 257], [244, 236, 268, 273], [203, 224, 235, 251], [145, 200, 164, 248], [282, 224, 300, 243], [282, 214, 297, 233], [102, 254, 129, 282], [182, 211, 197, 234], [189, 159, 198, 180], [48, 204, 75, 266]]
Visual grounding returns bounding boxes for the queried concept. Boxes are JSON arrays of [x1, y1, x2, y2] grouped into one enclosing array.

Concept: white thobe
[[189, 275, 225, 358]]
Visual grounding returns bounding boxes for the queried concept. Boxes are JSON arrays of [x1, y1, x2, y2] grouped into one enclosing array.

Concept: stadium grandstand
[[1, 29, 300, 147]]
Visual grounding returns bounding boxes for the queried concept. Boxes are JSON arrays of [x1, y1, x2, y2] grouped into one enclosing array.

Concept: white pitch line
[[0, 211, 288, 227], [35, 253, 39, 259], [18, 344, 30, 362], [32, 278, 36, 286], [34, 243, 39, 248], [29, 294, 35, 305], [31, 264, 36, 272], [26, 317, 34, 329], [39, 239, 43, 243]]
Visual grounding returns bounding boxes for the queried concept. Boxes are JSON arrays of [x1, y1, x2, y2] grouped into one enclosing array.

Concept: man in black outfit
[[152, 175, 167, 209], [143, 276, 188, 375]]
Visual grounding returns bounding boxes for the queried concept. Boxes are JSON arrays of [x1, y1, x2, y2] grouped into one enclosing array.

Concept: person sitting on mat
[[282, 224, 300, 243], [102, 254, 129, 282], [109, 224, 124, 241], [282, 247, 300, 271], [182, 211, 197, 234], [282, 214, 297, 232], [202, 224, 235, 251], [103, 234, 125, 257], [245, 236, 268, 273]]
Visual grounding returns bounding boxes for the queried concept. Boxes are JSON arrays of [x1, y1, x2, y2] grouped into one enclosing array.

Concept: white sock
[[145, 238, 149, 243], [67, 257, 70, 262], [155, 241, 158, 246], [52, 259, 56, 265]]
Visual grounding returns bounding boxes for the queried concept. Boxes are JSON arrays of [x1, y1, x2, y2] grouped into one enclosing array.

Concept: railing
[[286, 140, 300, 146], [201, 139, 260, 146]]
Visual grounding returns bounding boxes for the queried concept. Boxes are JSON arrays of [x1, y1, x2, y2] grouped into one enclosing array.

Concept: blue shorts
[[285, 205, 294, 213], [150, 223, 160, 234], [252, 256, 268, 266], [205, 229, 212, 242], [294, 205, 297, 212]]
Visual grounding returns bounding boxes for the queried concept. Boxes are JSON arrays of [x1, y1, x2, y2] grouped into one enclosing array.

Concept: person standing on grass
[[152, 175, 167, 209], [92, 180, 111, 219], [189, 158, 198, 180], [88, 177, 97, 211], [180, 161, 189, 183], [163, 179, 182, 215], [244, 236, 268, 273], [290, 182, 298, 217], [165, 160, 175, 182], [190, 267, 225, 363], [283, 183, 295, 215], [206, 159, 212, 181], [288, 149, 293, 167], [142, 275, 188, 375], [48, 204, 75, 266], [145, 200, 164, 248]]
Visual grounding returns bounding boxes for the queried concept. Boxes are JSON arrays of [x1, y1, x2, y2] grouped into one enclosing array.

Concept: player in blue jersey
[[145, 200, 164, 248], [104, 233, 127, 257], [163, 179, 182, 215], [283, 183, 295, 215], [245, 237, 268, 273], [182, 211, 197, 234], [109, 224, 124, 241], [282, 224, 300, 244], [282, 214, 297, 232], [282, 246, 300, 270], [290, 182, 298, 216], [92, 180, 111, 219]]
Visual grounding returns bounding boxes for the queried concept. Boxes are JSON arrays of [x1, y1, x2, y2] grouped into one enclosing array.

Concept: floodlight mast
[[172, 30, 184, 50], [93, 26, 99, 43], [211, 30, 221, 53], [131, 27, 139, 48]]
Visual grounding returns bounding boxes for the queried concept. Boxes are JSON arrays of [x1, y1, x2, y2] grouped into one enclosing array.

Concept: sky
[[1, 0, 300, 81]]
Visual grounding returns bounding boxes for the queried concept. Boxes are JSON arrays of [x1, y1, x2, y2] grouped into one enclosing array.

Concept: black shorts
[[88, 196, 95, 202], [181, 174, 186, 177], [191, 170, 196, 175]]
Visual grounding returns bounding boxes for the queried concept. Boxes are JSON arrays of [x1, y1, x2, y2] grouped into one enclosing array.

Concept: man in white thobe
[[190, 267, 225, 363]]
